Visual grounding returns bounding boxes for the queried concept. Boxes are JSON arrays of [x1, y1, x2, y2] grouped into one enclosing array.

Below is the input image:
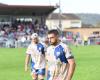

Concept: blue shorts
[[31, 61, 45, 75]]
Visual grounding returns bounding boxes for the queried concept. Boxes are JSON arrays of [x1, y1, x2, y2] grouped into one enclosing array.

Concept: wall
[[64, 28, 100, 39], [46, 19, 82, 30]]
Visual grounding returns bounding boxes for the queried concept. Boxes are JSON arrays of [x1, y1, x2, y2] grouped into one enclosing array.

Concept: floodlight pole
[[59, 0, 62, 36]]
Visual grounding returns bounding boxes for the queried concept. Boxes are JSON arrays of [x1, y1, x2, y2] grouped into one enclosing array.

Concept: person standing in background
[[25, 33, 46, 80]]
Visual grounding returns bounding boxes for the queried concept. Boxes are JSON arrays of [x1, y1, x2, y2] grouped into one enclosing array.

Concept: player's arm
[[66, 58, 76, 80], [25, 45, 32, 72], [65, 46, 76, 80], [25, 54, 31, 72], [45, 50, 49, 78]]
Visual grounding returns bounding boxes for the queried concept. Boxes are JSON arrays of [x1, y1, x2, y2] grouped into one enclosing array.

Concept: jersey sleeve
[[41, 42, 47, 53], [64, 44, 74, 59], [42, 43, 46, 54], [26, 44, 33, 55]]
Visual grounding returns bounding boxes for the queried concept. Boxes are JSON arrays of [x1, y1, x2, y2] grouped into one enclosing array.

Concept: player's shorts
[[31, 61, 45, 75]]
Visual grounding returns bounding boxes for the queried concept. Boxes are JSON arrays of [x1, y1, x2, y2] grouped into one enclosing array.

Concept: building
[[0, 3, 57, 48], [64, 25, 100, 40], [46, 13, 82, 30], [0, 3, 56, 27], [46, 13, 100, 41]]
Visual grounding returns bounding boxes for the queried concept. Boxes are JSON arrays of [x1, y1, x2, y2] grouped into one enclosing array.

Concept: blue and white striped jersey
[[26, 43, 46, 69], [46, 42, 74, 80]]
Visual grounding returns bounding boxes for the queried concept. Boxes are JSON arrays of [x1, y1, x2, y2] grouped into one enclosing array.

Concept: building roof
[[47, 13, 80, 20], [0, 3, 56, 15], [47, 13, 67, 20]]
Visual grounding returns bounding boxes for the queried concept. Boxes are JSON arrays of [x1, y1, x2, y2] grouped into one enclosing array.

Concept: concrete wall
[[64, 28, 100, 39]]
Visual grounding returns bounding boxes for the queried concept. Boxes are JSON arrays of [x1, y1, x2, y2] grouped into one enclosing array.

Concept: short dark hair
[[48, 29, 59, 36]]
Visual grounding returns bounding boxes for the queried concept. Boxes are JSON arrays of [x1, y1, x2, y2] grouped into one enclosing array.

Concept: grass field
[[0, 45, 100, 80]]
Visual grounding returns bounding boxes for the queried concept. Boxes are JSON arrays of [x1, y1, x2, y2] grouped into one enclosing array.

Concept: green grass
[[0, 48, 31, 80], [71, 45, 100, 80], [0, 46, 100, 80]]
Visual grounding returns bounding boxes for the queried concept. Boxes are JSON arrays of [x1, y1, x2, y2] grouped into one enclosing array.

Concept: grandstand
[[0, 3, 56, 48]]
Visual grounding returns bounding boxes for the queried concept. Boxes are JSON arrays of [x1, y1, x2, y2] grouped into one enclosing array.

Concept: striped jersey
[[46, 42, 74, 80], [26, 43, 46, 69]]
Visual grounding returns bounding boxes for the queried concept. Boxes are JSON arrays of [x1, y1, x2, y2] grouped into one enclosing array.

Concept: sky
[[0, 0, 100, 14]]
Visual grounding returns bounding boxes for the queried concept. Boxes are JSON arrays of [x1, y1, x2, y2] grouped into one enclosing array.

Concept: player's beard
[[35, 41, 38, 44], [50, 40, 58, 46]]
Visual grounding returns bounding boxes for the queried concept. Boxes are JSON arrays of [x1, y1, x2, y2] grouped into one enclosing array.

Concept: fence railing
[[0, 37, 100, 48]]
